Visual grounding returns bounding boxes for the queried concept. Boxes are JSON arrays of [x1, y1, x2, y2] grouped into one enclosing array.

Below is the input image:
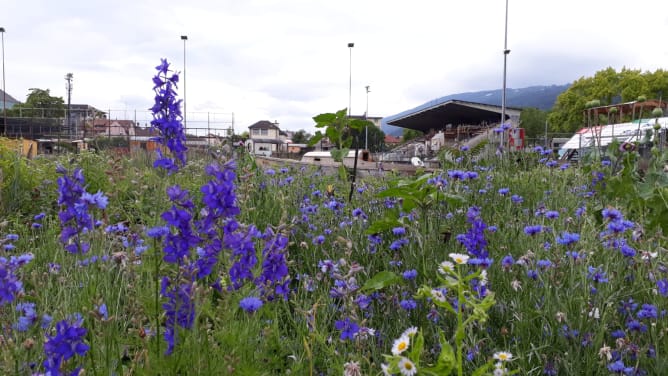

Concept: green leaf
[[313, 113, 337, 126], [361, 271, 401, 292], [307, 131, 324, 147], [408, 332, 424, 365], [365, 216, 402, 235], [423, 331, 455, 375]]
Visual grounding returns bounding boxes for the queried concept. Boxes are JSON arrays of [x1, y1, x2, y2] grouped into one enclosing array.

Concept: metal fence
[[1, 108, 235, 140]]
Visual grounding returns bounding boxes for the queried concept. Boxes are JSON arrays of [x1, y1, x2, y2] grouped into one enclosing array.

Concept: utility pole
[[365, 85, 370, 149], [65, 73, 73, 139]]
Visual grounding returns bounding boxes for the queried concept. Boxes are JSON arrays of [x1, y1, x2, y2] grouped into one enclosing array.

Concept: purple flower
[[524, 225, 543, 236], [43, 316, 89, 374], [150, 58, 188, 173], [498, 188, 510, 195], [545, 211, 559, 219], [402, 269, 418, 280], [239, 296, 263, 313], [501, 255, 514, 270], [400, 299, 417, 310], [556, 232, 580, 246], [392, 227, 406, 236], [334, 317, 359, 341]]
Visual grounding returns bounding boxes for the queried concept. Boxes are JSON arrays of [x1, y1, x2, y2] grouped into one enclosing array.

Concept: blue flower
[[498, 188, 510, 195], [402, 269, 418, 280], [400, 299, 417, 310], [334, 317, 359, 341], [587, 266, 608, 283], [43, 316, 89, 374], [392, 227, 406, 236], [556, 232, 580, 246], [524, 225, 543, 236], [544, 210, 559, 219], [239, 296, 263, 313]]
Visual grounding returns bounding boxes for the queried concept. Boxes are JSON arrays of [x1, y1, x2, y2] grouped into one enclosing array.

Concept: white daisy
[[398, 356, 417, 376], [493, 351, 513, 362], [449, 253, 470, 265], [391, 335, 410, 355], [438, 261, 455, 274], [402, 326, 418, 337]]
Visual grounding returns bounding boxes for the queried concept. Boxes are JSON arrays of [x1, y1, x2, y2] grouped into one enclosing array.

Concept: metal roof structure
[[384, 99, 522, 133]]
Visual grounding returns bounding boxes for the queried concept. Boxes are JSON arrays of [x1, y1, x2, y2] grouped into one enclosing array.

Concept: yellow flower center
[[404, 362, 413, 370], [398, 342, 407, 351]]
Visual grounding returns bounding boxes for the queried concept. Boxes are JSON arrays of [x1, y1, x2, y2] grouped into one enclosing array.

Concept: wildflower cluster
[[43, 315, 89, 375], [0, 253, 33, 306], [150, 58, 187, 173], [56, 165, 108, 254]]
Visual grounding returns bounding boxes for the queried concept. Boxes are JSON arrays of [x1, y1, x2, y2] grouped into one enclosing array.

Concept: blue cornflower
[[587, 266, 608, 283], [556, 232, 580, 246], [501, 254, 514, 270], [392, 227, 406, 236], [402, 269, 418, 280], [355, 294, 372, 310], [498, 188, 510, 195], [511, 194, 523, 204], [351, 208, 367, 219], [312, 235, 325, 245], [524, 225, 543, 236], [537, 259, 552, 269], [637, 304, 658, 320], [657, 279, 668, 297], [389, 238, 409, 251], [527, 269, 538, 280], [626, 319, 647, 332], [608, 360, 626, 372], [334, 317, 359, 341], [400, 299, 417, 310], [545, 210, 559, 219], [239, 296, 263, 313]]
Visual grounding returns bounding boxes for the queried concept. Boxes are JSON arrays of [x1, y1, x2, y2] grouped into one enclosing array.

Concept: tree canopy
[[547, 68, 668, 133], [8, 88, 65, 118], [291, 129, 312, 144]]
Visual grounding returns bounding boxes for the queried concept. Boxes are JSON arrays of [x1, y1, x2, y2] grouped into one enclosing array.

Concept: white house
[[245, 120, 287, 156]]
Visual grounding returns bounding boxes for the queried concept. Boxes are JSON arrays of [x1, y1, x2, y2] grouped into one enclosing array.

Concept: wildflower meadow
[[1, 60, 668, 375]]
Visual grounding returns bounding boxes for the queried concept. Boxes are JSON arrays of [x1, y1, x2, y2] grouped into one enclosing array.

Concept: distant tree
[[8, 89, 65, 118], [519, 107, 548, 140], [351, 124, 385, 152], [402, 128, 423, 143], [238, 131, 249, 140], [291, 129, 312, 144], [547, 68, 668, 133]]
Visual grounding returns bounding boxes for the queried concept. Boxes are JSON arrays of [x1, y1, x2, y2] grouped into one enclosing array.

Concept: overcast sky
[[2, 0, 667, 133]]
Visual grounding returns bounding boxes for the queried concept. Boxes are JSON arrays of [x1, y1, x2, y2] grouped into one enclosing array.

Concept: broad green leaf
[[361, 271, 401, 292], [365, 217, 402, 235]]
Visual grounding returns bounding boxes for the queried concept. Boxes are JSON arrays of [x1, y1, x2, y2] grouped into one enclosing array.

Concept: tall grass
[[0, 146, 666, 375]]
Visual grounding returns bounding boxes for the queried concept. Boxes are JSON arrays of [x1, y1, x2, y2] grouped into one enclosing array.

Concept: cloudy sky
[[2, 0, 667, 133]]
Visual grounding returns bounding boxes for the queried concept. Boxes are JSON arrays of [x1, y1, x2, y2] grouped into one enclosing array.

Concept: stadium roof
[[384, 99, 522, 133]]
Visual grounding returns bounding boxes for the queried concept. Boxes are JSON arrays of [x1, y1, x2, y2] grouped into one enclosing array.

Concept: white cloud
[[2, 0, 667, 133]]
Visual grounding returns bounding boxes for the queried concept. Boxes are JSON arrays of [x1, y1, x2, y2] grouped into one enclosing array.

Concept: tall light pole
[[365, 85, 370, 149], [348, 42, 354, 117], [501, 0, 510, 127], [181, 35, 188, 130], [1, 27, 6, 135]]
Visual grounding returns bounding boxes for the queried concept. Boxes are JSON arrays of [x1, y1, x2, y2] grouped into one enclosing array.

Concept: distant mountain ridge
[[381, 84, 570, 136]]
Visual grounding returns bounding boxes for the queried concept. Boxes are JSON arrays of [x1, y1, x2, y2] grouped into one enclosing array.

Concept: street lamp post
[[1, 27, 6, 135], [181, 35, 188, 130], [348, 42, 354, 117], [501, 0, 510, 127], [365, 85, 370, 149]]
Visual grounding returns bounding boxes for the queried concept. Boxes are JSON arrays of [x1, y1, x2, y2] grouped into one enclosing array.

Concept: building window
[[252, 129, 260, 135], [261, 129, 268, 136]]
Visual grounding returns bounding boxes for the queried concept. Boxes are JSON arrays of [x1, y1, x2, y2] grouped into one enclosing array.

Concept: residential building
[[245, 120, 287, 156]]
